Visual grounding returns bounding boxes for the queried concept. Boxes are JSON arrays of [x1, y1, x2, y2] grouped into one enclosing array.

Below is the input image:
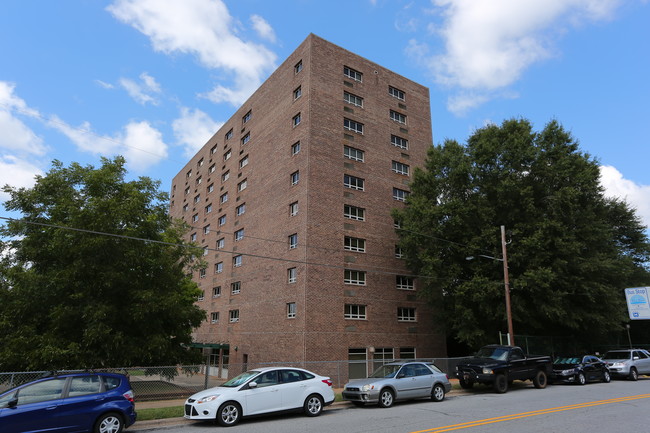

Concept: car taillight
[[322, 379, 333, 387], [123, 390, 135, 403]]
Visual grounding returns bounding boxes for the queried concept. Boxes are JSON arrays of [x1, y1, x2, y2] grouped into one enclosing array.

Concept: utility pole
[[501, 225, 515, 345]]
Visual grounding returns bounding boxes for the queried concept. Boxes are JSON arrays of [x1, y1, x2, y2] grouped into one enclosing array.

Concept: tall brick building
[[170, 34, 446, 379]]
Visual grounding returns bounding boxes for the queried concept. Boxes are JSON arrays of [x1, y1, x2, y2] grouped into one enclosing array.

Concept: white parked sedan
[[184, 367, 335, 426]]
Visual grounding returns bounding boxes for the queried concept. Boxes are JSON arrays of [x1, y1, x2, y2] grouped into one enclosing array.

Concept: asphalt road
[[129, 378, 650, 433]]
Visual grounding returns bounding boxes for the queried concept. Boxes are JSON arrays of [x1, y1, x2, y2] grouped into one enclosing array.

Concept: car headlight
[[561, 369, 575, 375], [361, 384, 374, 392], [612, 362, 625, 367], [482, 368, 493, 374], [197, 395, 219, 404]]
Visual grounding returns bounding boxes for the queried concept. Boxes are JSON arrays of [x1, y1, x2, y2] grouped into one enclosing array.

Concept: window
[[202, 247, 209, 256], [209, 163, 216, 173], [238, 179, 247, 192], [207, 183, 214, 193], [291, 171, 300, 185], [396, 276, 414, 290], [294, 60, 303, 74], [344, 145, 364, 162], [192, 213, 199, 223], [225, 129, 233, 140], [344, 269, 366, 285], [344, 204, 365, 221], [224, 149, 232, 161], [215, 262, 223, 273], [210, 144, 218, 155], [393, 188, 409, 202], [218, 215, 226, 226], [400, 347, 416, 359], [288, 233, 298, 249], [395, 245, 403, 259], [184, 186, 190, 196], [291, 141, 301, 155], [233, 255, 242, 267], [394, 219, 402, 229], [196, 175, 202, 185], [390, 110, 407, 124], [220, 192, 228, 204], [344, 236, 366, 252], [190, 233, 197, 242], [198, 290, 205, 301], [213, 286, 221, 297], [236, 203, 246, 216], [199, 268, 206, 278], [229, 309, 239, 323], [203, 225, 210, 235], [241, 133, 250, 145], [287, 303, 297, 319], [398, 307, 416, 322], [345, 304, 367, 320], [292, 113, 301, 127], [197, 158, 204, 167], [389, 86, 405, 100], [205, 204, 212, 214], [194, 194, 200, 204], [344, 174, 364, 191], [242, 110, 252, 124], [293, 86, 302, 100], [344, 118, 364, 134], [186, 169, 192, 179], [344, 91, 363, 107], [182, 203, 189, 212], [392, 161, 410, 176], [222, 171, 230, 182], [288, 267, 297, 283], [289, 201, 299, 216], [344, 66, 363, 82], [239, 155, 248, 168], [234, 228, 244, 241], [14, 378, 67, 405], [216, 238, 225, 249], [211, 312, 219, 323]]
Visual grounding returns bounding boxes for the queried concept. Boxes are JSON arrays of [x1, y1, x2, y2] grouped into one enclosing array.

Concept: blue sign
[[625, 287, 650, 320]]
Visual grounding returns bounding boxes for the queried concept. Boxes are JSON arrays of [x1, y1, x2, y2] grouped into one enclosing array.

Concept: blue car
[[0, 371, 136, 433]]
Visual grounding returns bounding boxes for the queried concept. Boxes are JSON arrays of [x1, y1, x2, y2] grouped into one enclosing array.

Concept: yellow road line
[[411, 393, 650, 433]]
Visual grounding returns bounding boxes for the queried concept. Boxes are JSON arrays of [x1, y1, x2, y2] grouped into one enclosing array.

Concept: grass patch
[[137, 406, 184, 421]]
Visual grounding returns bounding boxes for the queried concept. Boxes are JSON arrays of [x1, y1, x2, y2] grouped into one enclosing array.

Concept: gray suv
[[602, 349, 650, 380]]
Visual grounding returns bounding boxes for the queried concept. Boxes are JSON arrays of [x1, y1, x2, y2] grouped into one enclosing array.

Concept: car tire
[[629, 367, 638, 381], [431, 384, 445, 402], [378, 388, 394, 408], [533, 370, 548, 389], [577, 372, 586, 385], [217, 402, 242, 427], [304, 394, 324, 417], [494, 374, 508, 393], [459, 378, 473, 389], [94, 412, 123, 433], [603, 370, 611, 383]]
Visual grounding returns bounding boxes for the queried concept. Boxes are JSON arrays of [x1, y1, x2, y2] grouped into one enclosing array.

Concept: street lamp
[[466, 225, 514, 345]]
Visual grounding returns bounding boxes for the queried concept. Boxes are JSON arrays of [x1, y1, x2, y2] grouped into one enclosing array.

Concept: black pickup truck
[[454, 345, 552, 393]]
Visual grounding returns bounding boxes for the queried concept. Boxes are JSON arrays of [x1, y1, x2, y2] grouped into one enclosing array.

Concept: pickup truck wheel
[[459, 378, 473, 389], [494, 374, 508, 393], [577, 372, 586, 385], [378, 389, 394, 408], [533, 370, 548, 389], [431, 384, 445, 402], [629, 367, 638, 381]]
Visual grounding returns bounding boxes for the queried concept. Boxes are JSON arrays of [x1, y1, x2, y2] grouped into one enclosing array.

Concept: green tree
[[394, 118, 650, 348], [0, 157, 206, 371]]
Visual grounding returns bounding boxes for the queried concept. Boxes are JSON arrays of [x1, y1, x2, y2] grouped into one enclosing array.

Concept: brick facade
[[170, 34, 447, 377]]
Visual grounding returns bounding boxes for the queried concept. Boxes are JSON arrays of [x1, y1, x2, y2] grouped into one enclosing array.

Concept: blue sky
[[1, 0, 649, 226]]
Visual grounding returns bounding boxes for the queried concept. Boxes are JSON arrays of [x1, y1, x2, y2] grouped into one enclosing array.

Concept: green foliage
[[394, 119, 650, 347], [0, 157, 206, 371]]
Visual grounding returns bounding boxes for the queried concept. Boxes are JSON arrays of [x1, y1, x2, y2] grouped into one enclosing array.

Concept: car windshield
[[475, 347, 509, 361], [370, 365, 402, 378], [221, 371, 260, 387], [554, 357, 580, 364], [602, 351, 631, 360]]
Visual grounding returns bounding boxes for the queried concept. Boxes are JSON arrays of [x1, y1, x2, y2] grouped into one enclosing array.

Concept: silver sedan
[[342, 361, 451, 408]]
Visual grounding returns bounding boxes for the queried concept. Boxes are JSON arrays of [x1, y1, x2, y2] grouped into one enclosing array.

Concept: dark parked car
[[550, 355, 611, 384], [0, 371, 136, 433]]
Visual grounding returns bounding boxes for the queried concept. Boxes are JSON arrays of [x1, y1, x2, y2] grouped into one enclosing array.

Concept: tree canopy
[[0, 157, 205, 371], [394, 118, 650, 348]]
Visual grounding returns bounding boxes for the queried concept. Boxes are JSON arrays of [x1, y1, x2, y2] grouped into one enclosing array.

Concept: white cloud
[[0, 82, 48, 156], [119, 72, 162, 105], [172, 107, 223, 158], [0, 155, 43, 200], [107, 0, 277, 106], [250, 15, 276, 43], [413, 0, 622, 113], [95, 79, 115, 89], [600, 165, 650, 229]]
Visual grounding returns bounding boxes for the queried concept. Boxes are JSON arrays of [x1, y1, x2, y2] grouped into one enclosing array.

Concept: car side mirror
[[397, 374, 405, 379], [248, 381, 258, 389], [6, 397, 18, 408]]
